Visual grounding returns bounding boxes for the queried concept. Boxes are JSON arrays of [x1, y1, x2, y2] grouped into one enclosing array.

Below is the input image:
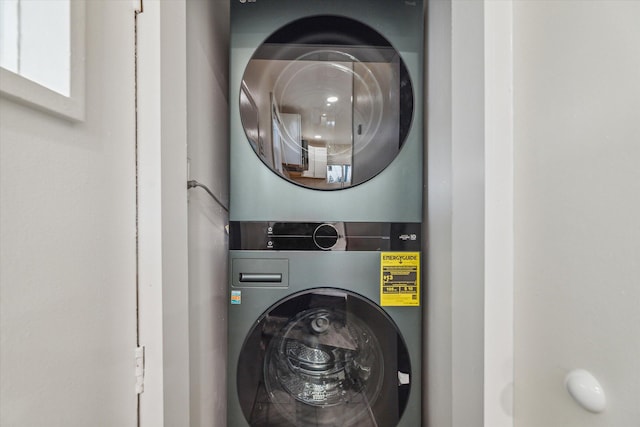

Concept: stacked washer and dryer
[[228, 1, 424, 426]]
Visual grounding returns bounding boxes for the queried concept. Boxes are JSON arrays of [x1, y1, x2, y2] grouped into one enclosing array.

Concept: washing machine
[[228, 222, 422, 426], [229, 1, 424, 426]]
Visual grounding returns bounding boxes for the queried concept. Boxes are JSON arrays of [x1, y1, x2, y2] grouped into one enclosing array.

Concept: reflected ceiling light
[[315, 135, 322, 139], [326, 96, 338, 103]]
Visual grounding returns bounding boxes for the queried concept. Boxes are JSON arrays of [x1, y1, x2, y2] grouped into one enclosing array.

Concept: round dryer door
[[239, 15, 414, 190], [237, 288, 411, 427]]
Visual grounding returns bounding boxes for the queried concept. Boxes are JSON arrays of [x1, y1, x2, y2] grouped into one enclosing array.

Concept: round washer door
[[239, 15, 414, 190], [237, 288, 411, 427]]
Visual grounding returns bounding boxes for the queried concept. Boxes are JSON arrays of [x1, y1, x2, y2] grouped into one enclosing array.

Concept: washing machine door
[[239, 15, 414, 190], [237, 288, 411, 427]]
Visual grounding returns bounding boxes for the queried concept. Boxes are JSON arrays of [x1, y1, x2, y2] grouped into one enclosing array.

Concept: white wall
[[427, 1, 489, 426], [186, 1, 230, 426], [484, 1, 514, 426], [0, 2, 137, 426], [514, 1, 640, 426]]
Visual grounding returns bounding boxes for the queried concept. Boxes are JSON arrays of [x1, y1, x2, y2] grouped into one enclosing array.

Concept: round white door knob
[[565, 369, 607, 413]]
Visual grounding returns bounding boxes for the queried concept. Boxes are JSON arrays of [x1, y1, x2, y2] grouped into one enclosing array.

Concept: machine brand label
[[231, 290, 242, 305], [380, 252, 420, 307]]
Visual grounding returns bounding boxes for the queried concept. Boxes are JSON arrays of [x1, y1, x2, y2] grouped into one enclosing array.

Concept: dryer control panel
[[229, 221, 421, 251]]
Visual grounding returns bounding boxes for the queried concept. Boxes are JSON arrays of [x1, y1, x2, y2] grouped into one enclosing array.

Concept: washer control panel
[[229, 221, 421, 251]]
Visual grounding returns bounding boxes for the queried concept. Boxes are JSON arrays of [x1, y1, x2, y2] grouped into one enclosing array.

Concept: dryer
[[228, 1, 424, 426], [230, 0, 424, 223]]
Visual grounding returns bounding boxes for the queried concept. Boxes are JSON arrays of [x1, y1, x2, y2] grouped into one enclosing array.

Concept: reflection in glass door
[[239, 15, 414, 191]]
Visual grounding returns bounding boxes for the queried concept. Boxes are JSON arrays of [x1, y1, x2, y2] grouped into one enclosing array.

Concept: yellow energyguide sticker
[[380, 252, 420, 306]]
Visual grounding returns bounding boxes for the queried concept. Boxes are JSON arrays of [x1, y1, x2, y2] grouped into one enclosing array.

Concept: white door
[[514, 2, 640, 426], [0, 1, 138, 426]]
